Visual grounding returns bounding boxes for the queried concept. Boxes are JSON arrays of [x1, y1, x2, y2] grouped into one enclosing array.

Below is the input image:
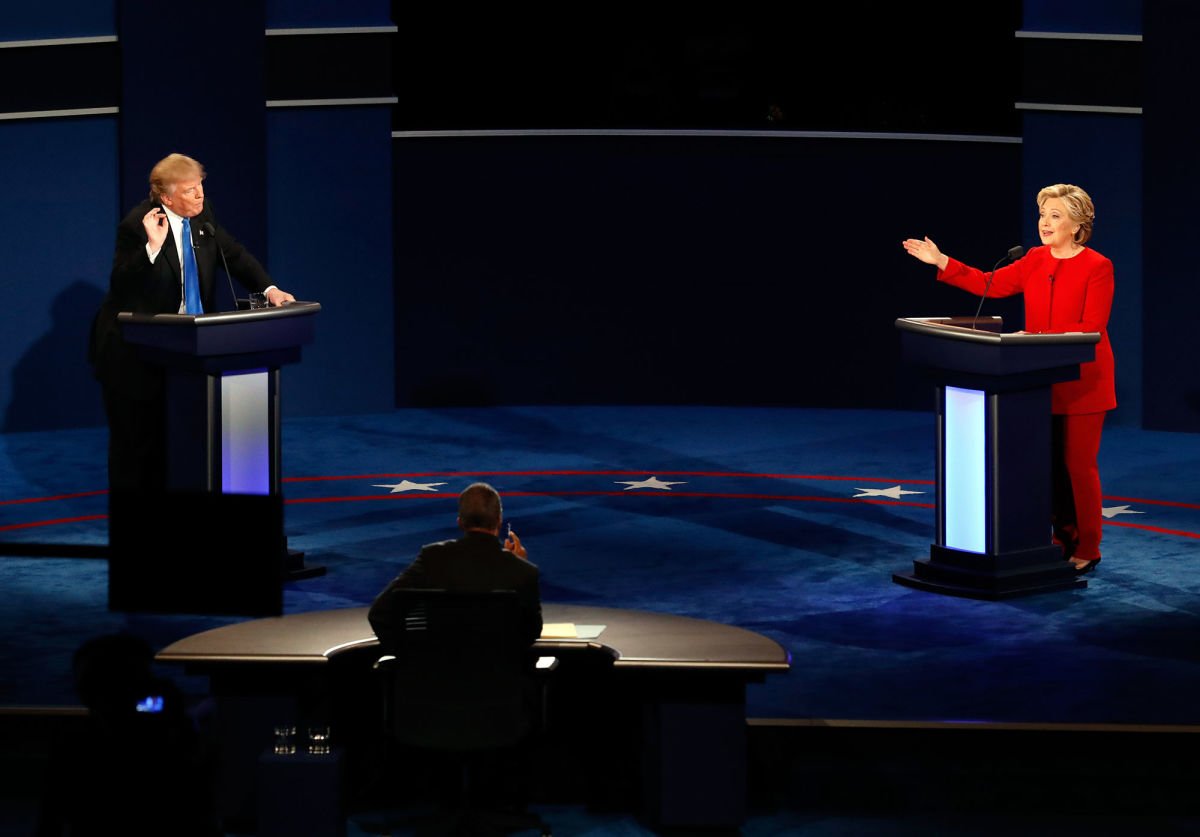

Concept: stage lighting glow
[[135, 695, 164, 713]]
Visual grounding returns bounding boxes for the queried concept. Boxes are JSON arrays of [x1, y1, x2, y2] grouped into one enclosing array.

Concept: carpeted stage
[[3, 405, 1198, 727]]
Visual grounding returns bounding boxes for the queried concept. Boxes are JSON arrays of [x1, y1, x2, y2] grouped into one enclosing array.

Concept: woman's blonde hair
[[148, 153, 205, 201], [1037, 183, 1095, 245]]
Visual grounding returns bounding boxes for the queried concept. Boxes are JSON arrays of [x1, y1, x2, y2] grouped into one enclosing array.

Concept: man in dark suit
[[368, 482, 543, 652], [369, 483, 545, 822], [89, 152, 295, 492]]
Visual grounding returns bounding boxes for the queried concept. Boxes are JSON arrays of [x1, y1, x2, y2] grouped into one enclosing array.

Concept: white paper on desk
[[540, 623, 606, 640]]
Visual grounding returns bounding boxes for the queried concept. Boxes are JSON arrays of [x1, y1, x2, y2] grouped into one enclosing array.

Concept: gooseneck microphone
[[971, 245, 1025, 329], [200, 221, 239, 311]]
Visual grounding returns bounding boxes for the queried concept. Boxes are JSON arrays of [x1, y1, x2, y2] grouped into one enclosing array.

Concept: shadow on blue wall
[[3, 281, 106, 433]]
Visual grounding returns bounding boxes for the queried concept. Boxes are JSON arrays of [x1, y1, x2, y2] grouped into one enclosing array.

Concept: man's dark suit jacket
[[88, 200, 273, 490], [368, 531, 543, 654], [89, 199, 273, 399]]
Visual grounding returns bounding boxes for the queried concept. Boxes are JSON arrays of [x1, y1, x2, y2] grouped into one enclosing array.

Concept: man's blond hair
[[148, 153, 205, 201]]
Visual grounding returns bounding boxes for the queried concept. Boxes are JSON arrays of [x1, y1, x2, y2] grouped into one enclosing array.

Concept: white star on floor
[[1102, 504, 1144, 519], [853, 485, 924, 499], [372, 480, 448, 493], [615, 476, 687, 491]]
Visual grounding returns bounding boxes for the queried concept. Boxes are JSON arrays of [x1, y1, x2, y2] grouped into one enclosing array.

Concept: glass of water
[[307, 725, 331, 755], [273, 725, 296, 755]]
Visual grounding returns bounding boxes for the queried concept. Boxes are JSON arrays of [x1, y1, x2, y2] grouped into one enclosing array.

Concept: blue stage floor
[[3, 406, 1199, 726]]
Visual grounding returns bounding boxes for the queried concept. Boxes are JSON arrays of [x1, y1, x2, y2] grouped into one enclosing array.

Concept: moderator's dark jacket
[[368, 531, 543, 653]]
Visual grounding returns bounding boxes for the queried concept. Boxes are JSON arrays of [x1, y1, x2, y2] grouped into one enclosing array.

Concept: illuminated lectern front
[[893, 316, 1100, 599]]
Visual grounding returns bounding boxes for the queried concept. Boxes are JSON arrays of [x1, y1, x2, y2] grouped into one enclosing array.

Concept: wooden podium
[[108, 302, 321, 615], [893, 316, 1100, 599]]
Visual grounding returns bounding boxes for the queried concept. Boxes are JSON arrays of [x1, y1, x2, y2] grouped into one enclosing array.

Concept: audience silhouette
[[34, 633, 220, 836]]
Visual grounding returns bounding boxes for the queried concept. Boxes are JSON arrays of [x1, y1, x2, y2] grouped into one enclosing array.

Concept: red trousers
[[1052, 412, 1107, 561]]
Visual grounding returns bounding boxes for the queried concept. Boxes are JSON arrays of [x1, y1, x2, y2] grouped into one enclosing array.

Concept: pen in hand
[[504, 523, 528, 560]]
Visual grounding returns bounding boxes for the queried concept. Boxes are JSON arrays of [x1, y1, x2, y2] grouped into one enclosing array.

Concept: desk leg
[[215, 693, 299, 829], [203, 666, 335, 832], [641, 676, 747, 828]]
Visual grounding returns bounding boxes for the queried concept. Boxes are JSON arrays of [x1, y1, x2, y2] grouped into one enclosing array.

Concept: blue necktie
[[181, 217, 203, 314]]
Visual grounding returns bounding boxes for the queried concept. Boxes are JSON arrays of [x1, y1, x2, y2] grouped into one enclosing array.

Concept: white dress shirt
[[145, 205, 191, 314]]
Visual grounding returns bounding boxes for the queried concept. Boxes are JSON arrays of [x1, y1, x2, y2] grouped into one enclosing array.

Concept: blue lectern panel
[[944, 386, 985, 554], [221, 370, 270, 495]]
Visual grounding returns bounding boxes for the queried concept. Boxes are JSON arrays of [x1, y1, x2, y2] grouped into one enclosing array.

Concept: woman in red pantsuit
[[902, 184, 1115, 575]]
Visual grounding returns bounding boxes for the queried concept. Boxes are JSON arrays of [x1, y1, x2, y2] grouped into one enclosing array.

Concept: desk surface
[[156, 602, 790, 674]]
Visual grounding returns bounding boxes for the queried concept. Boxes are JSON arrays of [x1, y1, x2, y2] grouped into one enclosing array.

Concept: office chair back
[[383, 589, 532, 752]]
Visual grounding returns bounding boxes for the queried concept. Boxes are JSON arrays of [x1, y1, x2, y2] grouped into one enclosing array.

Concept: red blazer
[[939, 245, 1116, 414]]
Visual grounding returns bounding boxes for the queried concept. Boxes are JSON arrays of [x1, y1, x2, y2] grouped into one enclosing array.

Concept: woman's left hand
[[902, 236, 949, 270]]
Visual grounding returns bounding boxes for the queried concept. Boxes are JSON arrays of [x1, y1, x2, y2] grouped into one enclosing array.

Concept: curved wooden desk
[[157, 602, 790, 671], [157, 603, 789, 830]]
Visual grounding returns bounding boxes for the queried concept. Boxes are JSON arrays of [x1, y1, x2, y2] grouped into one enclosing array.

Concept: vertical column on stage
[[893, 316, 1098, 599]]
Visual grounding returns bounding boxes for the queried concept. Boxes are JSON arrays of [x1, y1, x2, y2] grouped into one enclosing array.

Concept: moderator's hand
[[901, 236, 949, 271], [266, 287, 296, 307], [504, 530, 528, 561], [143, 207, 169, 254]]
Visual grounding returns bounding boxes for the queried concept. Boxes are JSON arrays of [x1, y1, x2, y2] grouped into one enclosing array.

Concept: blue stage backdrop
[[4, 1, 1198, 434], [1024, 0, 1142, 33], [263, 0, 396, 416], [0, 1, 396, 432], [1019, 4, 1146, 429], [391, 133, 1024, 412], [266, 0, 391, 27], [267, 106, 395, 417], [1144, 2, 1200, 432], [0, 4, 119, 433], [0, 3, 114, 39], [1021, 113, 1143, 428], [0, 117, 117, 432], [118, 0, 268, 270]]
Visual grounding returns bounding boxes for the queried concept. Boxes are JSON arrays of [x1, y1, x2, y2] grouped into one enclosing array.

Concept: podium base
[[894, 544, 1087, 600], [285, 548, 326, 581], [108, 491, 285, 616], [893, 568, 1085, 600]]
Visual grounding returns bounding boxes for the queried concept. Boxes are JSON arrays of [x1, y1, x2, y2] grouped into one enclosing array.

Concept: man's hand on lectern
[[266, 287, 296, 307]]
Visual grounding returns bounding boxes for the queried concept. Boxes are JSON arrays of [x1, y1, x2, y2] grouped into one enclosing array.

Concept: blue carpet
[[2, 406, 1199, 725]]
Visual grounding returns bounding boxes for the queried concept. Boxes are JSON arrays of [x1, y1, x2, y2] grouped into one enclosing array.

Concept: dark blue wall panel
[[266, 0, 391, 27], [118, 0, 267, 276], [1022, 112, 1143, 426], [1024, 0, 1142, 33], [0, 4, 115, 40], [1144, 2, 1200, 431], [2, 4, 1190, 433], [267, 106, 395, 416], [0, 117, 117, 432], [392, 134, 1022, 410]]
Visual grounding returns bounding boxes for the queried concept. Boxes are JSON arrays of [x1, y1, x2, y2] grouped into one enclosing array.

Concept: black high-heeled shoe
[[1073, 557, 1101, 575]]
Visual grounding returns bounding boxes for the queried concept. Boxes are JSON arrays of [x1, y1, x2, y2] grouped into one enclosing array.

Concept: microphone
[[971, 245, 1024, 329], [201, 220, 239, 311]]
